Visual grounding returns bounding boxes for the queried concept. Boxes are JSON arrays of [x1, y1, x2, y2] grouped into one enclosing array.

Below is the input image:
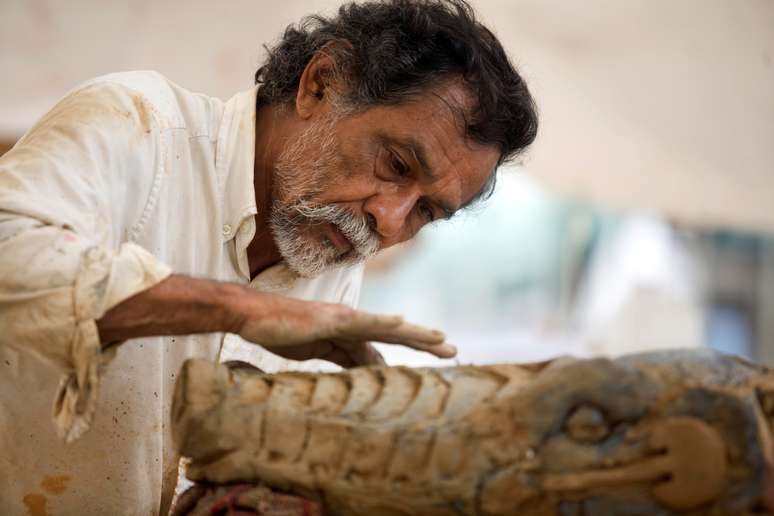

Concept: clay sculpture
[[171, 350, 774, 515]]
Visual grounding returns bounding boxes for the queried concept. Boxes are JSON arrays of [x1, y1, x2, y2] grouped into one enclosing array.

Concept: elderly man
[[0, 0, 536, 513]]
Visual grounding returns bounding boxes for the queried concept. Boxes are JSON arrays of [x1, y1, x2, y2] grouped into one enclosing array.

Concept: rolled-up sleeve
[[0, 81, 172, 442]]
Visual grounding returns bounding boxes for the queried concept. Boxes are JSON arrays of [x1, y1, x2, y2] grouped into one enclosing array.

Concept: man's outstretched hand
[[98, 274, 456, 368], [232, 291, 457, 368]]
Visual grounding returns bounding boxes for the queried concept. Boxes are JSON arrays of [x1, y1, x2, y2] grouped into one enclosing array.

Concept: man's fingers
[[338, 314, 455, 358], [343, 314, 444, 345], [382, 322, 446, 344], [338, 334, 456, 359], [389, 339, 457, 358], [266, 305, 454, 362], [265, 339, 385, 368], [347, 311, 404, 332], [368, 323, 456, 358], [323, 343, 386, 368], [269, 342, 331, 362], [348, 342, 386, 367], [320, 347, 358, 369]]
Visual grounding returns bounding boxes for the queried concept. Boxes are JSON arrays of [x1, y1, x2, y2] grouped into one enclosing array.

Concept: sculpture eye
[[564, 404, 610, 443]]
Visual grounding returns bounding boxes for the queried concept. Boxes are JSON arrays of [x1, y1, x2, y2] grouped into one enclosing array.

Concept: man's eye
[[390, 152, 409, 176]]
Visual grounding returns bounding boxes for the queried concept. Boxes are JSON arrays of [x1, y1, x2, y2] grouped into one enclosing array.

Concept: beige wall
[[2, 0, 773, 233]]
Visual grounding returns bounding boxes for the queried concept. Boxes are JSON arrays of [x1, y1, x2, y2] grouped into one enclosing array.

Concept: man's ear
[[295, 40, 352, 119]]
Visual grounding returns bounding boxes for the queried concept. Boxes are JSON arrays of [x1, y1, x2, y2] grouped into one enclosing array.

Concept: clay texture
[[171, 350, 774, 515]]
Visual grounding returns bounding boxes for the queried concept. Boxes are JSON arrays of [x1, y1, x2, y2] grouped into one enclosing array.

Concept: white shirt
[[0, 70, 363, 515]]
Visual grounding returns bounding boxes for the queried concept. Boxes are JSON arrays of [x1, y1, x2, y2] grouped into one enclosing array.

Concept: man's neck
[[247, 102, 286, 278]]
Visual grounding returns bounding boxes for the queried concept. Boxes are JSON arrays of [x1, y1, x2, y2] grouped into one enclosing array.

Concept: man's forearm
[[96, 274, 247, 345], [97, 271, 455, 369]]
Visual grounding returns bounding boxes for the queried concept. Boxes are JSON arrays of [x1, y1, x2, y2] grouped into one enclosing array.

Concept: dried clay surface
[[171, 350, 774, 515]]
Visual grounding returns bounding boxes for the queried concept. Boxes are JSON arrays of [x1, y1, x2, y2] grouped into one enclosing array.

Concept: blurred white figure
[[576, 216, 704, 356], [361, 171, 581, 366]]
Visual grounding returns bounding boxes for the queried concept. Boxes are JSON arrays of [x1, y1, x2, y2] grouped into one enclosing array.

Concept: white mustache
[[290, 202, 380, 258]]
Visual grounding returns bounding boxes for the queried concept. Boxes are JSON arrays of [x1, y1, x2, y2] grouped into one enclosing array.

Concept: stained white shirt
[[0, 70, 363, 515]]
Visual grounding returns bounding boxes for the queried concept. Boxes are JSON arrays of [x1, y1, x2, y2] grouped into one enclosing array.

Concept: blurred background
[[2, 0, 773, 366]]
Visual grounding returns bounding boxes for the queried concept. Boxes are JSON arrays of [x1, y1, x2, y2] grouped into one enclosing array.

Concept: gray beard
[[269, 113, 379, 278], [270, 201, 380, 278]]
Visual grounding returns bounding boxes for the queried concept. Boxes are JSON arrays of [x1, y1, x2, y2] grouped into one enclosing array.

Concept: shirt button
[[222, 224, 232, 236]]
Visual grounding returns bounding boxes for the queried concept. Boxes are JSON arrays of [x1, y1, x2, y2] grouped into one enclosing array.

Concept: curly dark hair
[[255, 0, 538, 169]]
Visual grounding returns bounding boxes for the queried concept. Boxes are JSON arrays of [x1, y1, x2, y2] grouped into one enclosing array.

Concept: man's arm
[[96, 274, 244, 344], [97, 273, 457, 368], [0, 81, 175, 442]]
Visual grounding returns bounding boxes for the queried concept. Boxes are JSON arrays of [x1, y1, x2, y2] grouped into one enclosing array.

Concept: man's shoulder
[[74, 70, 223, 133]]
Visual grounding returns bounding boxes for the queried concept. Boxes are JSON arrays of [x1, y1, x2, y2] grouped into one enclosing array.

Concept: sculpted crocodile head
[[480, 350, 774, 515]]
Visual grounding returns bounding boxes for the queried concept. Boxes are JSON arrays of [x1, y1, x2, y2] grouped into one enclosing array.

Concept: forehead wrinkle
[[421, 114, 472, 211], [417, 102, 500, 212], [406, 136, 436, 181], [415, 142, 463, 218], [378, 82, 492, 219]]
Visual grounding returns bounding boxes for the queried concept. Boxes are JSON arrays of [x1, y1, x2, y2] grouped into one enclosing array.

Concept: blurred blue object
[[706, 303, 753, 360]]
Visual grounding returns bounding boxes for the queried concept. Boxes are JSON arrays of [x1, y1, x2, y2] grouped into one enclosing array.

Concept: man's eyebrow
[[403, 137, 436, 181], [378, 133, 435, 180], [377, 133, 458, 219]]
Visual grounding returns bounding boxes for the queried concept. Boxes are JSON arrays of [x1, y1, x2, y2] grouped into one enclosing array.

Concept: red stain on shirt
[[40, 475, 71, 495], [22, 493, 48, 516]]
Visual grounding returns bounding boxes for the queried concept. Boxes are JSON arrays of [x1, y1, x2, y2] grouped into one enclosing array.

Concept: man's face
[[270, 81, 500, 278]]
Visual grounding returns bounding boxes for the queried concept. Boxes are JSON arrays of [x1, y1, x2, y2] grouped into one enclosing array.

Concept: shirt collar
[[215, 85, 259, 243], [214, 86, 301, 288], [250, 262, 300, 292]]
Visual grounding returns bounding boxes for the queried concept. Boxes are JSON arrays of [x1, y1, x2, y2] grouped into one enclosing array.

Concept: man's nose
[[363, 188, 417, 240]]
